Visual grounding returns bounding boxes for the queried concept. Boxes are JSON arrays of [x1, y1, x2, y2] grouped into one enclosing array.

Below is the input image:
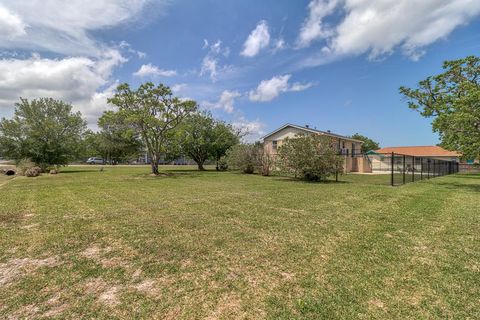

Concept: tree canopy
[[179, 112, 239, 170], [399, 55, 480, 159], [351, 133, 380, 153], [98, 111, 143, 163], [0, 98, 86, 169], [107, 82, 197, 174]]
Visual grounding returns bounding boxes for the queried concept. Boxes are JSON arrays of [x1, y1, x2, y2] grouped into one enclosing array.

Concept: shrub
[[216, 157, 228, 171], [257, 148, 274, 176], [226, 144, 258, 174], [16, 159, 36, 176], [25, 166, 42, 177], [277, 134, 344, 181], [226, 143, 274, 175]]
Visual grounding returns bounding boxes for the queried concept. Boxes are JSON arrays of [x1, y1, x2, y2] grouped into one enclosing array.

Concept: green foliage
[[84, 111, 143, 163], [0, 98, 86, 169], [277, 134, 343, 181], [179, 112, 239, 170], [351, 133, 379, 152], [226, 143, 261, 174], [216, 157, 228, 171], [211, 120, 240, 169], [399, 55, 480, 159], [107, 82, 197, 174]]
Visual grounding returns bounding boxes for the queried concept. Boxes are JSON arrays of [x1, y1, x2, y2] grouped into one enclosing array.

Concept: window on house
[[272, 140, 277, 150]]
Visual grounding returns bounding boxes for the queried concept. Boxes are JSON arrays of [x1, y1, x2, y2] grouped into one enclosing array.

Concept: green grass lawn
[[0, 166, 479, 319]]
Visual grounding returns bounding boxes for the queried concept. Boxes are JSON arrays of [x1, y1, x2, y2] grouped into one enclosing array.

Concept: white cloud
[[0, 1, 170, 128], [241, 20, 271, 57], [249, 74, 314, 102], [232, 116, 266, 143], [133, 63, 177, 77], [200, 40, 231, 82], [289, 82, 314, 92], [171, 83, 187, 93], [0, 4, 27, 40], [119, 41, 146, 59], [273, 38, 286, 52], [298, 0, 480, 64], [297, 0, 339, 48], [0, 0, 166, 57], [203, 90, 241, 113], [0, 52, 125, 125]]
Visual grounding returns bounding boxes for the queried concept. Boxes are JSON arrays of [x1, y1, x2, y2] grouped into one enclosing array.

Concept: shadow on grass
[[267, 175, 350, 184], [436, 181, 480, 193], [60, 170, 100, 174], [455, 174, 480, 179]]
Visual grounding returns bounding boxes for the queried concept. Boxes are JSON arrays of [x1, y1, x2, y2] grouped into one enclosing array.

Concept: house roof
[[375, 146, 461, 157], [261, 123, 363, 143]]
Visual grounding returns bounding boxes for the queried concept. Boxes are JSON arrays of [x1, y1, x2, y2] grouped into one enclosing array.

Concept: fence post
[[391, 152, 394, 186], [420, 157, 423, 180], [433, 160, 436, 177], [412, 156, 415, 182], [403, 154, 406, 185], [427, 159, 430, 179]]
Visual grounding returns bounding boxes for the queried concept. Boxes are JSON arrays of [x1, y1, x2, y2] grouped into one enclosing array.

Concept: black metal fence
[[367, 152, 459, 186]]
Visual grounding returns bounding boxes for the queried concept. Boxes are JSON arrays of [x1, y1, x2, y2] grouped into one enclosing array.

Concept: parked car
[[86, 157, 104, 164]]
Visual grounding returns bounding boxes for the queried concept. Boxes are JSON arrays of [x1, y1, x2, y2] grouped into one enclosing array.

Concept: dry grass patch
[[0, 256, 58, 286]]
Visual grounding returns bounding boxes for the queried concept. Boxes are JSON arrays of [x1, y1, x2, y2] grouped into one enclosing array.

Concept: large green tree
[[351, 133, 380, 153], [0, 98, 86, 169], [179, 112, 239, 170], [107, 82, 197, 174], [399, 56, 480, 159], [95, 111, 143, 163]]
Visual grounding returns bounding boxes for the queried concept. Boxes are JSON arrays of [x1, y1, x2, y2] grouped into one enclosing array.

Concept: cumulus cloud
[[232, 116, 266, 143], [0, 1, 162, 126], [0, 0, 165, 56], [241, 20, 271, 57], [133, 63, 177, 77], [249, 74, 314, 102], [200, 40, 231, 82], [203, 90, 241, 113], [298, 0, 480, 64], [0, 52, 125, 125]]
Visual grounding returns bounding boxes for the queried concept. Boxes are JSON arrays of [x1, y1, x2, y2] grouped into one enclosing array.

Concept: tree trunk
[[150, 153, 160, 175], [197, 162, 205, 171]]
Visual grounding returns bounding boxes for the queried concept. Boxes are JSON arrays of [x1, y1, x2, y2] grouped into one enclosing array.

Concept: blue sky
[[0, 1, 479, 146]]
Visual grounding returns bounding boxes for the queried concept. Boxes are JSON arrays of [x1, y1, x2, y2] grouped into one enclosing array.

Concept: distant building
[[369, 146, 461, 173], [261, 123, 371, 173], [375, 146, 461, 162]]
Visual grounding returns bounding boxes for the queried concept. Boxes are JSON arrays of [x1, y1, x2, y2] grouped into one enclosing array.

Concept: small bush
[[277, 134, 343, 181], [226, 143, 274, 175], [16, 159, 36, 176], [226, 144, 258, 174], [257, 149, 274, 176], [25, 166, 42, 177], [216, 157, 228, 171]]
